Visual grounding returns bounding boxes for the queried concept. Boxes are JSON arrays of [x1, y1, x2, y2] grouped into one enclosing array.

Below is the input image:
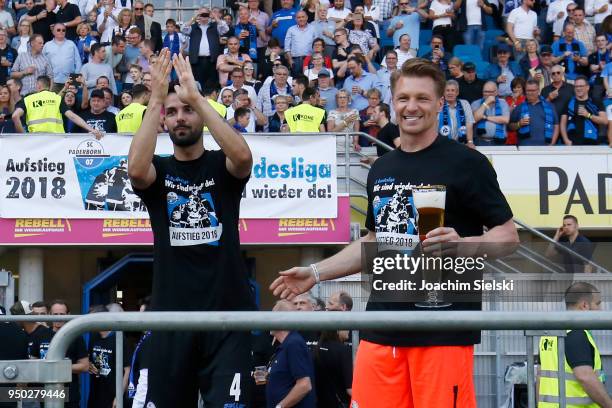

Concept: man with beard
[[128, 50, 254, 407]]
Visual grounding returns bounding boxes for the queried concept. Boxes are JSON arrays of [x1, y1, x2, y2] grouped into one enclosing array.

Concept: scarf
[[76, 34, 94, 64], [234, 23, 258, 60], [163, 33, 181, 56], [438, 101, 466, 142], [128, 331, 151, 399], [558, 40, 582, 75], [567, 97, 599, 140], [270, 80, 292, 111], [476, 98, 505, 141], [590, 50, 611, 84], [518, 96, 554, 141]]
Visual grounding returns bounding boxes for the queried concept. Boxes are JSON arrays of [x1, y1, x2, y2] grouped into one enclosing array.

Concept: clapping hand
[[149, 48, 173, 104], [173, 53, 202, 106]]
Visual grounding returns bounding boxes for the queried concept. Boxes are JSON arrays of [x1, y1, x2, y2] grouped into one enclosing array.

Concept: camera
[[200, 12, 210, 17]]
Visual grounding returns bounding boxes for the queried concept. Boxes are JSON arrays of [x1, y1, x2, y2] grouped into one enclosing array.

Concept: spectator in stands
[[76, 22, 96, 65], [284, 10, 316, 77], [103, 36, 125, 80], [221, 67, 258, 106], [112, 8, 133, 41], [227, 88, 267, 132], [103, 87, 118, 114], [587, 0, 610, 33], [331, 28, 352, 83], [43, 23, 81, 92], [303, 38, 333, 70], [342, 56, 377, 111], [258, 64, 292, 117], [547, 0, 575, 40], [285, 86, 326, 132], [78, 89, 117, 133], [387, 0, 422, 51], [55, 0, 82, 41], [292, 74, 308, 103], [546, 216, 595, 273], [119, 89, 131, 108], [293, 292, 317, 311], [358, 88, 381, 145], [328, 89, 360, 149], [506, 0, 539, 58], [345, 12, 379, 60], [509, 79, 560, 145], [232, 7, 258, 63], [14, 0, 33, 22], [313, 329, 353, 408], [58, 79, 90, 132], [11, 34, 53, 96], [505, 77, 525, 145], [133, 0, 162, 52], [124, 26, 142, 67], [389, 33, 414, 68], [125, 64, 143, 91], [422, 35, 449, 72], [458, 61, 486, 103], [136, 39, 155, 73], [328, 0, 351, 24], [267, 94, 291, 132], [267, 300, 315, 408], [373, 102, 399, 157], [0, 0, 15, 36], [182, 7, 229, 85], [325, 291, 353, 311], [10, 300, 54, 363], [0, 85, 15, 133], [87, 10, 100, 39], [377, 50, 397, 106], [573, 7, 595, 54], [486, 44, 522, 97], [0, 29, 16, 87], [448, 57, 464, 80], [233, 106, 251, 132], [7, 78, 22, 106], [96, 0, 120, 43], [532, 44, 554, 88], [560, 75, 606, 144], [144, 3, 154, 16], [471, 81, 510, 145], [12, 20, 31, 55], [542, 64, 575, 116], [163, 19, 186, 65], [457, 0, 494, 49], [82, 43, 117, 94], [428, 0, 458, 52], [116, 83, 148, 132], [552, 23, 588, 82], [588, 34, 609, 103], [26, 0, 57, 43], [267, 0, 297, 48], [317, 67, 338, 113], [243, 61, 262, 92], [88, 305, 131, 408], [220, 88, 234, 107], [247, 0, 270, 66], [304, 52, 333, 84], [519, 39, 543, 78], [312, 5, 336, 58], [217, 36, 252, 86], [439, 79, 475, 144]]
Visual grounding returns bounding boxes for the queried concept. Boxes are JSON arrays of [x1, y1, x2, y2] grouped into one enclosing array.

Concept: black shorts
[[145, 331, 252, 408]]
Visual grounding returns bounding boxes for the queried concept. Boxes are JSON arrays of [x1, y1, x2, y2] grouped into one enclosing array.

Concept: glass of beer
[[413, 185, 446, 241], [253, 366, 268, 385]]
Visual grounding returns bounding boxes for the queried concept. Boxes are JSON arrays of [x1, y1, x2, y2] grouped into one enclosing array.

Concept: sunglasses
[[56, 28, 65, 32], [551, 71, 563, 75], [134, 7, 143, 10]]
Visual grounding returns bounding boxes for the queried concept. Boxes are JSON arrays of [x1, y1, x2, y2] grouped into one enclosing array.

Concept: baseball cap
[[540, 45, 553, 55], [463, 62, 476, 72], [497, 43, 512, 54], [90, 89, 105, 99], [318, 68, 331, 77], [10, 300, 32, 315]]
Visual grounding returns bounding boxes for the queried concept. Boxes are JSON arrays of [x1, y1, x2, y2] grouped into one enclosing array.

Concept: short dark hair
[[101, 87, 113, 97], [377, 102, 390, 119], [112, 36, 126, 46], [202, 80, 220, 97], [131, 84, 149, 99], [431, 34, 444, 43], [233, 88, 249, 100], [565, 282, 599, 307], [563, 214, 578, 224], [8, 77, 22, 89], [231, 67, 244, 77], [141, 39, 154, 51], [96, 75, 110, 84], [49, 299, 70, 313], [31, 301, 48, 310], [234, 106, 250, 120], [29, 33, 43, 44], [386, 49, 398, 58], [90, 42, 104, 56], [89, 304, 108, 313], [525, 79, 540, 89], [574, 75, 589, 85], [510, 77, 526, 92], [390, 58, 446, 97], [293, 75, 309, 89], [166, 18, 177, 26], [573, 6, 584, 13], [302, 86, 317, 101], [312, 37, 325, 48], [36, 75, 51, 89], [337, 291, 353, 311]]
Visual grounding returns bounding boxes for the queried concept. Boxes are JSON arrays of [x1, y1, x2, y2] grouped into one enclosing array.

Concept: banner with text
[[0, 134, 337, 219]]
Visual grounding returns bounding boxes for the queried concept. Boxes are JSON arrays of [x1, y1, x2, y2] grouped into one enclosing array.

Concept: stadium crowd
[[0, 0, 608, 148]]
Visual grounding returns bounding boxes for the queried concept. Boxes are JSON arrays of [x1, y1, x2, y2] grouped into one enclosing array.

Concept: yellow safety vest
[[24, 90, 65, 133], [116, 103, 147, 133], [203, 98, 227, 132], [539, 330, 603, 407], [284, 103, 325, 133]]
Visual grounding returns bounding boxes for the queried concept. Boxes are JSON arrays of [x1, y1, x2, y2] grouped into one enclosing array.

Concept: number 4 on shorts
[[229, 373, 241, 402]]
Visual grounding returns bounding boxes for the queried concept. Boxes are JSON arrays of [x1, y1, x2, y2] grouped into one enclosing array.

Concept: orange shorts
[[351, 340, 476, 408]]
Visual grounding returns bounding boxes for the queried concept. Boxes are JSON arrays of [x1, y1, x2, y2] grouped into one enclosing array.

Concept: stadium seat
[[379, 21, 394, 49], [420, 29, 432, 46], [484, 29, 504, 42], [475, 61, 490, 79], [453, 45, 483, 62], [417, 45, 431, 57]]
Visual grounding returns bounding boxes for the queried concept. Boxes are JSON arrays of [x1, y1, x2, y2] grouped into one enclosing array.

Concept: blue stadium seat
[[417, 45, 432, 57], [475, 61, 490, 79], [379, 21, 394, 49], [484, 29, 504, 43], [420, 29, 432, 46], [453, 45, 483, 62]]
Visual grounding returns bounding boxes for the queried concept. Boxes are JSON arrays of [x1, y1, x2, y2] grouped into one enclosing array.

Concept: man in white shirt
[[218, 67, 258, 107], [506, 0, 539, 58], [327, 0, 351, 23], [586, 0, 611, 32], [547, 0, 575, 39]]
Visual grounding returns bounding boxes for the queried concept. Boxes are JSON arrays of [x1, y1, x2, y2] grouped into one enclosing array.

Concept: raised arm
[[127, 48, 173, 190], [173, 53, 253, 179]]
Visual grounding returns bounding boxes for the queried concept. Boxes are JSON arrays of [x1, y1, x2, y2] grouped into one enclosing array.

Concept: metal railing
[[2, 311, 611, 408]]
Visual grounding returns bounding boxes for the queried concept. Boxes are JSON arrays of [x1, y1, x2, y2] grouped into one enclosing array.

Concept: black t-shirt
[[29, 5, 56, 42], [376, 122, 399, 157], [588, 51, 610, 85], [55, 3, 81, 40], [313, 340, 352, 406], [458, 77, 486, 104], [566, 330, 595, 368], [541, 82, 574, 117], [558, 235, 595, 273], [27, 324, 53, 358], [88, 332, 130, 408], [562, 98, 604, 145], [133, 150, 255, 312], [0, 46, 17, 85], [0, 322, 28, 360], [364, 136, 513, 347], [78, 110, 117, 133], [31, 329, 88, 403]]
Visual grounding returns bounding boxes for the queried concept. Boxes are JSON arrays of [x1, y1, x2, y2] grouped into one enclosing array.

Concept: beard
[[168, 125, 202, 147]]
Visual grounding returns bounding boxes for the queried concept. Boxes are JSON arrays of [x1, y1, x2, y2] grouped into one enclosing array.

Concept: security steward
[[203, 83, 226, 132], [538, 282, 612, 407], [11, 76, 102, 135], [285, 86, 326, 133], [116, 84, 150, 133]]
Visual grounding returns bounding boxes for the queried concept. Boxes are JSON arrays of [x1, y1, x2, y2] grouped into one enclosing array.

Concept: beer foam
[[412, 190, 445, 209]]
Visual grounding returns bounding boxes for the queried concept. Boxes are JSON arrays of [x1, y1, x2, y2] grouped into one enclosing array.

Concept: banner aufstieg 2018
[[0, 134, 337, 219]]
